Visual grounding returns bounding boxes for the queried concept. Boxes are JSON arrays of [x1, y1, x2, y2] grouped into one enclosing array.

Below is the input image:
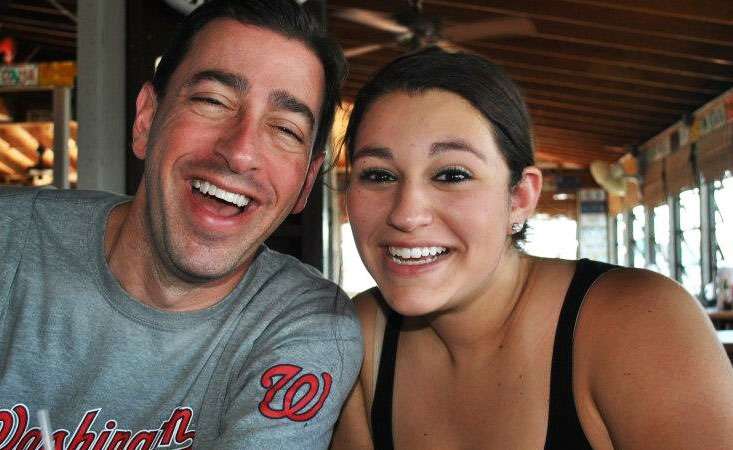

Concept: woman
[[331, 47, 733, 450]]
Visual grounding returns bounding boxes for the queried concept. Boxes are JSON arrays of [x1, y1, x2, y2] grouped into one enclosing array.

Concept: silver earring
[[511, 222, 523, 234]]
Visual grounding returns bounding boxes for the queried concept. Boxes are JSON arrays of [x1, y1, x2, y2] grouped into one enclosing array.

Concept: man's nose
[[387, 182, 433, 232], [215, 114, 261, 174]]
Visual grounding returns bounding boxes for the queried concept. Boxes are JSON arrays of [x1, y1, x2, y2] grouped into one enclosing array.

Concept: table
[[718, 330, 733, 363], [707, 308, 733, 330]]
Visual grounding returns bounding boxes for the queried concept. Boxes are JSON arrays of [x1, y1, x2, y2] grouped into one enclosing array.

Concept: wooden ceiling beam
[[534, 149, 614, 165], [509, 73, 706, 106], [534, 140, 625, 156], [345, 61, 714, 106], [525, 98, 675, 126], [533, 125, 630, 145], [535, 135, 620, 150], [528, 108, 661, 133], [7, 4, 70, 16], [531, 27, 732, 66], [470, 40, 733, 81], [531, 118, 643, 140], [0, 15, 76, 32], [561, 0, 732, 25], [521, 87, 689, 116], [534, 149, 612, 164], [340, 33, 733, 86], [423, 0, 733, 48], [0, 21, 76, 39], [464, 41, 733, 83], [492, 58, 722, 95]]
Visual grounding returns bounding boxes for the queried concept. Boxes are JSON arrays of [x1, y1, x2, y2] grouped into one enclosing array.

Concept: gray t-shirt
[[0, 187, 362, 449]]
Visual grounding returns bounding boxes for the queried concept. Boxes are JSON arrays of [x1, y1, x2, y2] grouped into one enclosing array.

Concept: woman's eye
[[358, 168, 396, 183], [434, 167, 472, 183]]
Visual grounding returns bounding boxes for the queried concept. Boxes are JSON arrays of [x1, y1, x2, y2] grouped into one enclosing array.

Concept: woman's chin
[[380, 286, 448, 317]]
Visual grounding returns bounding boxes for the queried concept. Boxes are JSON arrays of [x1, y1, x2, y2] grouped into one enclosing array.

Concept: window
[[678, 188, 702, 298], [524, 214, 578, 259], [631, 205, 647, 268], [713, 172, 733, 269], [339, 222, 375, 297], [651, 203, 671, 277], [616, 213, 627, 266]]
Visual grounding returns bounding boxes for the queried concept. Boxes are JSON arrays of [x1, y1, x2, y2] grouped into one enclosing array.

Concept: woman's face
[[347, 89, 521, 316]]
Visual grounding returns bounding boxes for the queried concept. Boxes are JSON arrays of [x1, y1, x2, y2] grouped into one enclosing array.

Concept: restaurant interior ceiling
[[2, 0, 732, 169]]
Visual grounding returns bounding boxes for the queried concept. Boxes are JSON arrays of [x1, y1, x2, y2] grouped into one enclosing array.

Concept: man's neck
[[104, 199, 246, 312]]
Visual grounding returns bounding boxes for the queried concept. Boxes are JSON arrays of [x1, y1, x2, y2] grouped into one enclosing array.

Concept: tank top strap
[[371, 289, 401, 450], [544, 258, 618, 450]]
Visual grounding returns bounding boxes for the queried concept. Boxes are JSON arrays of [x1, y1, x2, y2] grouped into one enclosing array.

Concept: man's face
[[132, 20, 325, 283]]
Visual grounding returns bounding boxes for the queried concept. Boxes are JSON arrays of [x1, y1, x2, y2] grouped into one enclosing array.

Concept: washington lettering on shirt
[[0, 405, 195, 450]]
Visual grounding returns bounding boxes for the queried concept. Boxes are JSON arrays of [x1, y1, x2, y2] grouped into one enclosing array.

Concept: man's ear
[[292, 151, 326, 214], [509, 166, 542, 227], [131, 83, 158, 160]]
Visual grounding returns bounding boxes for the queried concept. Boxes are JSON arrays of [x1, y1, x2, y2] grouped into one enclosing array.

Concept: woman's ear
[[509, 166, 543, 228], [131, 83, 158, 160]]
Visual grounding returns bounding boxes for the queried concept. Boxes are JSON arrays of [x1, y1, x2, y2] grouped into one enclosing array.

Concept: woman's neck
[[419, 249, 536, 366]]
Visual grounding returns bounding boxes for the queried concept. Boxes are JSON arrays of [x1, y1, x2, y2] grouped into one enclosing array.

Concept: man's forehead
[[176, 20, 324, 108]]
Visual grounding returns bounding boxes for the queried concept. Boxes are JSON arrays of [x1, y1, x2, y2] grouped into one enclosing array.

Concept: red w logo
[[258, 364, 333, 422]]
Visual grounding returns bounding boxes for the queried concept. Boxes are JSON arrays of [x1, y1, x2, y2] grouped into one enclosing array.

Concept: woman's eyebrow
[[352, 146, 393, 161], [430, 139, 486, 161]]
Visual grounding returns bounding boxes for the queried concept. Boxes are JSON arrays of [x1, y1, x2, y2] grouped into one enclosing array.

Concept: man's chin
[[166, 252, 251, 286]]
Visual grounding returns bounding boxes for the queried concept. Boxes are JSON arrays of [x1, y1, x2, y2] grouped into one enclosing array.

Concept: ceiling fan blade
[[436, 40, 471, 54], [333, 8, 410, 34], [442, 17, 536, 43], [344, 43, 393, 58]]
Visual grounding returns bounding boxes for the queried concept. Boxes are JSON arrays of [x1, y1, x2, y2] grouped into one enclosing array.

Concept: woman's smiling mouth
[[387, 246, 449, 265]]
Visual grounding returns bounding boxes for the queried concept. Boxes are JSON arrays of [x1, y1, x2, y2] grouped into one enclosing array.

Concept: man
[[0, 1, 361, 448]]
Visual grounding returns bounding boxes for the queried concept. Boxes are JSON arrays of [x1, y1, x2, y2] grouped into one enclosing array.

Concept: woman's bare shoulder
[[576, 266, 733, 449], [351, 287, 387, 335]]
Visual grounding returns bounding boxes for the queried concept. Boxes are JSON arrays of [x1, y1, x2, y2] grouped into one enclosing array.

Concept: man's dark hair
[[344, 47, 535, 244], [152, 0, 346, 156]]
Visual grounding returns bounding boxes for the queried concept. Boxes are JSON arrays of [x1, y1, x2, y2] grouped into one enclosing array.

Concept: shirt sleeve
[[201, 283, 364, 449]]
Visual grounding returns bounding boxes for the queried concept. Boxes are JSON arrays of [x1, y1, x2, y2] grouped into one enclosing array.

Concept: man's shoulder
[[1, 186, 127, 212], [252, 247, 357, 322], [258, 247, 340, 293]]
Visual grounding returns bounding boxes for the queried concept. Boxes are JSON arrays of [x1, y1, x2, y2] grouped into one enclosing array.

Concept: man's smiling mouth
[[191, 179, 253, 218]]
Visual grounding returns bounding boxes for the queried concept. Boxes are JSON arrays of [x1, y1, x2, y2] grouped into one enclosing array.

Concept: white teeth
[[191, 179, 251, 208], [388, 246, 447, 261]]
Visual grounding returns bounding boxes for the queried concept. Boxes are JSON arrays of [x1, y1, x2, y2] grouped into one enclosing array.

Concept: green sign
[[0, 64, 39, 87]]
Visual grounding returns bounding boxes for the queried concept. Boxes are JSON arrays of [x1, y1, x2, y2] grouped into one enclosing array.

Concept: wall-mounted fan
[[590, 157, 639, 196], [163, 0, 310, 15], [335, 0, 536, 58]]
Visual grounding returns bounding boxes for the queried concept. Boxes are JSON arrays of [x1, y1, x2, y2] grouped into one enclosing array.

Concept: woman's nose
[[387, 183, 433, 232]]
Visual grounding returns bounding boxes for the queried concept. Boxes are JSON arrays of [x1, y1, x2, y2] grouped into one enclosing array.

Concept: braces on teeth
[[192, 179, 250, 208]]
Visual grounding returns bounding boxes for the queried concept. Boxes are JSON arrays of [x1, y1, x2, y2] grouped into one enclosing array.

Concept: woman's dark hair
[[344, 46, 534, 243], [152, 0, 346, 157]]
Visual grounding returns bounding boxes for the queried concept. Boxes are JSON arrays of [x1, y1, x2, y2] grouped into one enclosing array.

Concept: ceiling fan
[[163, 0, 310, 15], [335, 0, 536, 58]]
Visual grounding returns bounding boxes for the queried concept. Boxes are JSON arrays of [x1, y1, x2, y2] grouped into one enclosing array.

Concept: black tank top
[[371, 258, 617, 450]]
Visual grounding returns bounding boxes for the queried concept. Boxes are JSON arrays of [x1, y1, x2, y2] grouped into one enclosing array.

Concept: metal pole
[[52, 86, 71, 189]]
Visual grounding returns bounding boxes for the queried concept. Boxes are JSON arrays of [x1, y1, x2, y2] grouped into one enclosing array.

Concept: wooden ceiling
[[2, 0, 732, 168], [0, 0, 77, 62], [328, 0, 733, 168]]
